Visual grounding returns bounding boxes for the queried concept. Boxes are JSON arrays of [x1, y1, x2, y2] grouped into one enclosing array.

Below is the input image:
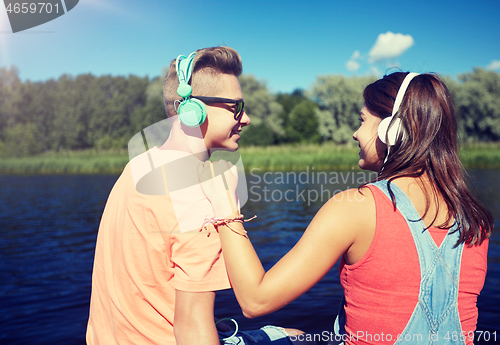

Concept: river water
[[0, 170, 498, 344]]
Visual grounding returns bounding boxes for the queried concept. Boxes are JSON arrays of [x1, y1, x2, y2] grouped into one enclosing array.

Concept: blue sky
[[1, 0, 499, 93]]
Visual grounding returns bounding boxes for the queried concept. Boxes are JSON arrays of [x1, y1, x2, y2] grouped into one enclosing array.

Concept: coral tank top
[[339, 185, 488, 345]]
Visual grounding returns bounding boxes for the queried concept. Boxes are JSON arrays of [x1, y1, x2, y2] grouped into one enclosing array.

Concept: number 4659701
[[5, 2, 60, 14]]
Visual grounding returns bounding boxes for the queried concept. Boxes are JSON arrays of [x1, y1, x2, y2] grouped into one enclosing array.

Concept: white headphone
[[377, 72, 420, 146]]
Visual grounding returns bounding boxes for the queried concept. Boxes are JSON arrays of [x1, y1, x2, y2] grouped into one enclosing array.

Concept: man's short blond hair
[[163, 46, 242, 117]]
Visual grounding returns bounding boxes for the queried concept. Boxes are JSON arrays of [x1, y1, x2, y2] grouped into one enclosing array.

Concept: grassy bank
[[456, 142, 500, 169], [1, 143, 499, 175], [0, 149, 129, 175]]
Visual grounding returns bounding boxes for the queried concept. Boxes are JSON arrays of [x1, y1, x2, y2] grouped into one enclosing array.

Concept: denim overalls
[[335, 180, 466, 344]]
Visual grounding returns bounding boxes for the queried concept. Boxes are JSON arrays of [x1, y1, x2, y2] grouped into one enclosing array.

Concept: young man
[[86, 46, 299, 345]]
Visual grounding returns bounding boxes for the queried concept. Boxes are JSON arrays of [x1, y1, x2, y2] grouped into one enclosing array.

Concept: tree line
[[0, 66, 499, 157]]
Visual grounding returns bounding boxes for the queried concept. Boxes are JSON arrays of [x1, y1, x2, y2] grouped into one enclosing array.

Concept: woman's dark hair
[[363, 72, 493, 246]]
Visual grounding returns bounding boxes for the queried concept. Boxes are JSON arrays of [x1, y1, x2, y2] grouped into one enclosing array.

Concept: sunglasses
[[192, 96, 245, 122]]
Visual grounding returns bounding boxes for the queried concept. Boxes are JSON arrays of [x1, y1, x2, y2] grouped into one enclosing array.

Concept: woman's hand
[[198, 160, 239, 219]]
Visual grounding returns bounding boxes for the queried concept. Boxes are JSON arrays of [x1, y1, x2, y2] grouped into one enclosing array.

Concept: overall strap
[[371, 180, 465, 342]]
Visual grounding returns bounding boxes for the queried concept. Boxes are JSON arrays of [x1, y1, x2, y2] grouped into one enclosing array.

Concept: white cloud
[[346, 50, 361, 72], [350, 50, 360, 60], [346, 60, 360, 72], [486, 60, 500, 70], [368, 32, 414, 64]]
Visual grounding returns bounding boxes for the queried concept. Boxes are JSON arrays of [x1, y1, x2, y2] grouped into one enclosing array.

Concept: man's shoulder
[[104, 163, 166, 218]]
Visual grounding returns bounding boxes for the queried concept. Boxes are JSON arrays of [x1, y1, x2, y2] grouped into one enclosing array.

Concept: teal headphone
[[175, 52, 207, 127]]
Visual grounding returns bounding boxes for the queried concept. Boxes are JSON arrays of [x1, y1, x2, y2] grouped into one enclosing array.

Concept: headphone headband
[[175, 51, 207, 127], [176, 52, 196, 98], [392, 72, 419, 116], [377, 72, 419, 146]]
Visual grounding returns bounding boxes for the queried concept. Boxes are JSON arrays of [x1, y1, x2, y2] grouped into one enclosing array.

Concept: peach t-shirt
[[86, 154, 230, 345]]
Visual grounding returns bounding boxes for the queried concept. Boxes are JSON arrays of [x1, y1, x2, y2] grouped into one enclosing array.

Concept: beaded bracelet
[[200, 214, 257, 238]]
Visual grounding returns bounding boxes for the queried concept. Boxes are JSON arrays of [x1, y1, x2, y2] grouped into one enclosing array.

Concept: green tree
[[15, 79, 58, 152], [311, 75, 376, 144], [237, 122, 275, 147], [238, 74, 283, 146], [88, 75, 149, 149], [0, 66, 22, 142], [145, 66, 168, 101], [454, 68, 500, 142], [130, 96, 166, 135], [2, 123, 43, 156], [2, 67, 498, 157], [130, 70, 169, 135], [286, 99, 320, 143], [51, 74, 95, 150], [276, 89, 309, 142]]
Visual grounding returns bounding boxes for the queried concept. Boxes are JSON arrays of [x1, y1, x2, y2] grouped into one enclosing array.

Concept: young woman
[[199, 72, 493, 345]]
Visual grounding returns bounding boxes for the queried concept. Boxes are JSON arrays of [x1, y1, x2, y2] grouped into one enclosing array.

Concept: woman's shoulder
[[324, 186, 375, 207], [317, 187, 376, 228]]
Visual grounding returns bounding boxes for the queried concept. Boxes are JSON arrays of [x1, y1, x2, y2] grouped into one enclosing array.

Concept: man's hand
[[198, 160, 239, 218]]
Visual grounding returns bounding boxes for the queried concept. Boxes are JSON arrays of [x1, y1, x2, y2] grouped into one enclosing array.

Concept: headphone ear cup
[[378, 117, 403, 146], [177, 98, 207, 127], [177, 83, 192, 98]]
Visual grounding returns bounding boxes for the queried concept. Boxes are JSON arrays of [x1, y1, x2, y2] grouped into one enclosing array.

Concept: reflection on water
[[0, 170, 498, 344]]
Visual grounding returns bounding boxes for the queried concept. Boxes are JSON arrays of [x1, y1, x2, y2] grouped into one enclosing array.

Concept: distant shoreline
[[1, 143, 499, 175]]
